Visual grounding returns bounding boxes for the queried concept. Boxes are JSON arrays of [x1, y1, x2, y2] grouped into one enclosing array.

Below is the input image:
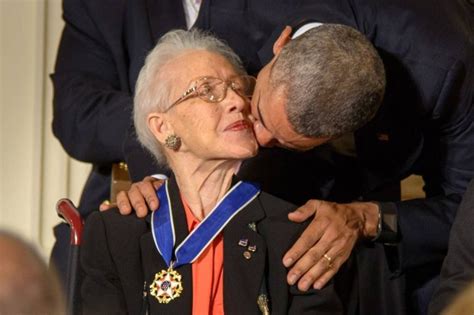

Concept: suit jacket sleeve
[[385, 42, 474, 273], [51, 0, 131, 164]]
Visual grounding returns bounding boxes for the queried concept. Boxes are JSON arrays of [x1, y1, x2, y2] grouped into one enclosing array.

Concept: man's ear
[[147, 112, 172, 144], [273, 26, 293, 55]]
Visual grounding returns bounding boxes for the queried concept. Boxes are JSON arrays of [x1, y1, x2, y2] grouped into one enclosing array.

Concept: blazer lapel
[[223, 196, 267, 315], [146, 0, 187, 42]]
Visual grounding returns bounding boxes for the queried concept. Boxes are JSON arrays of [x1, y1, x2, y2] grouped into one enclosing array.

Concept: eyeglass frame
[[165, 75, 256, 112]]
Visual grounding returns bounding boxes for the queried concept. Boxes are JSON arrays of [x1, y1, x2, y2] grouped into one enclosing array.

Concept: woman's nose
[[223, 86, 249, 113]]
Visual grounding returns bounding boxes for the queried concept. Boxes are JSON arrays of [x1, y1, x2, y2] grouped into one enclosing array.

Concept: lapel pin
[[248, 245, 257, 252], [248, 222, 257, 231], [243, 250, 252, 259], [238, 238, 249, 247]]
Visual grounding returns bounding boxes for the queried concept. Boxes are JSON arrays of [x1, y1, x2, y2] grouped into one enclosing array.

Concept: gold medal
[[149, 266, 183, 304]]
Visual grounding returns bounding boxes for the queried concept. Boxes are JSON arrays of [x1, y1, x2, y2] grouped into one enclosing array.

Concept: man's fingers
[[127, 184, 148, 217], [137, 181, 160, 211], [296, 253, 338, 291], [152, 180, 163, 191], [288, 199, 322, 222], [297, 231, 355, 290], [142, 176, 163, 209], [312, 267, 338, 291], [116, 191, 132, 215], [99, 200, 113, 212], [296, 240, 344, 291], [283, 217, 325, 268]]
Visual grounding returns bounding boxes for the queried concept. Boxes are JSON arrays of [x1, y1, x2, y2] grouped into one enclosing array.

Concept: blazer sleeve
[[81, 211, 127, 314], [51, 0, 131, 164]]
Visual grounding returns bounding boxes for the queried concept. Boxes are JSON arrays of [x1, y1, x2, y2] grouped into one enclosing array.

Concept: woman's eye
[[199, 84, 212, 95]]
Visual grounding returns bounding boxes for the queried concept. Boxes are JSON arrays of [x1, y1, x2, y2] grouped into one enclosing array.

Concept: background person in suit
[[81, 29, 343, 314], [428, 179, 474, 315]]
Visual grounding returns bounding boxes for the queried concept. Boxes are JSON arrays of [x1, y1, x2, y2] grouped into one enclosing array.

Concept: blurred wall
[[0, 0, 90, 257]]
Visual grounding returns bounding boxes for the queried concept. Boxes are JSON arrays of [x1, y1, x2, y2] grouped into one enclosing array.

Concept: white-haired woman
[[81, 29, 342, 315]]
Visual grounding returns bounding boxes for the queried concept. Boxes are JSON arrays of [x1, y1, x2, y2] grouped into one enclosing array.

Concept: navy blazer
[[80, 176, 343, 314]]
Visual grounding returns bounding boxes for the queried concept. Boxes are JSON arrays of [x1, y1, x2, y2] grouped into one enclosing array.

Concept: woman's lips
[[224, 120, 252, 131]]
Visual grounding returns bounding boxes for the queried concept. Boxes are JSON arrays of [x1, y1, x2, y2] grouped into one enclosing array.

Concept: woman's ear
[[273, 26, 293, 55], [147, 112, 172, 144]]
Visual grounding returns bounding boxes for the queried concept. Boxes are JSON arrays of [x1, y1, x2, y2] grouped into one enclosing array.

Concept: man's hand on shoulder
[[99, 176, 163, 217], [283, 199, 380, 291]]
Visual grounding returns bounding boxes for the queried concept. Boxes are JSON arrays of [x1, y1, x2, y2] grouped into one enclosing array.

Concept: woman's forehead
[[167, 50, 238, 79]]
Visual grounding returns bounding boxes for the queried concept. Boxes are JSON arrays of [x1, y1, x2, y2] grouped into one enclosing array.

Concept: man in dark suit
[[428, 179, 474, 315], [52, 0, 474, 313]]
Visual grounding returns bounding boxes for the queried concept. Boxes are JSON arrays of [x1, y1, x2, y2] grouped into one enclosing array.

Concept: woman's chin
[[228, 145, 258, 160]]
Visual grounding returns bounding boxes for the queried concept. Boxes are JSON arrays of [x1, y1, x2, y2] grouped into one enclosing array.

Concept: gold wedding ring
[[323, 253, 333, 269]]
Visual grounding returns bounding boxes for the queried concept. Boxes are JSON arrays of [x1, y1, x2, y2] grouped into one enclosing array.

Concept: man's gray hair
[[134, 29, 245, 165], [271, 24, 386, 138]]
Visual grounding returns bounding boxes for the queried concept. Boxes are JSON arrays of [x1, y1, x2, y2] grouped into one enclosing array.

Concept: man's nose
[[253, 121, 276, 147]]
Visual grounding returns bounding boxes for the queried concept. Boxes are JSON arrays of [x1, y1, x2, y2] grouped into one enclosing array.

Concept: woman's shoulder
[[256, 191, 307, 244], [257, 191, 299, 219], [85, 208, 150, 240]]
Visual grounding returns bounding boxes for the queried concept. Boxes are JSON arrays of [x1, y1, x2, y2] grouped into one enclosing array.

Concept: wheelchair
[[56, 198, 83, 315]]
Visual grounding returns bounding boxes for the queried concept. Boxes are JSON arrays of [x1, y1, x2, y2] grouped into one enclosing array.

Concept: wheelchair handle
[[56, 198, 84, 246]]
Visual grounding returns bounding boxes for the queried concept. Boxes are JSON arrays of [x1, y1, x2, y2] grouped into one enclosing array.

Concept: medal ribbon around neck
[[151, 180, 260, 269]]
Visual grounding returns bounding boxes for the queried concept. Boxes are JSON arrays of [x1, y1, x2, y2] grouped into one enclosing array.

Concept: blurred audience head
[[0, 230, 64, 315]]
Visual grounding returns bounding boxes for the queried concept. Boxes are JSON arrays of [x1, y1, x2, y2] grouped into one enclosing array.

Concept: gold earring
[[164, 134, 181, 151]]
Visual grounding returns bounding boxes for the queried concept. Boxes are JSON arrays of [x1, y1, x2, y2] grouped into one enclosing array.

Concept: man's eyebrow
[[256, 97, 268, 129]]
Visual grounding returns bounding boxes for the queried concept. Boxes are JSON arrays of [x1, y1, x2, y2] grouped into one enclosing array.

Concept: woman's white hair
[[134, 29, 245, 165]]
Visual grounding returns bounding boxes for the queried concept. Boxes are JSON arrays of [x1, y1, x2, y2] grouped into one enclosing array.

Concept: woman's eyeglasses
[[166, 75, 256, 111]]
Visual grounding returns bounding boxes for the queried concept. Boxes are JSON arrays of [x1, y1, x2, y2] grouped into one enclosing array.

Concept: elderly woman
[[81, 29, 342, 314]]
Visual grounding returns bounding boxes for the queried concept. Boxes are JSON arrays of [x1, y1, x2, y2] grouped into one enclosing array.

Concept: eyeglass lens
[[196, 76, 255, 102]]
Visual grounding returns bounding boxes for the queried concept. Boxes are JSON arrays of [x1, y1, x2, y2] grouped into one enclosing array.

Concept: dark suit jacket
[[80, 176, 343, 314], [428, 179, 474, 315]]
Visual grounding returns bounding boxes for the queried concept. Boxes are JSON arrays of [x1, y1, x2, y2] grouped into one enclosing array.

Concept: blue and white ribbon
[[151, 180, 260, 268]]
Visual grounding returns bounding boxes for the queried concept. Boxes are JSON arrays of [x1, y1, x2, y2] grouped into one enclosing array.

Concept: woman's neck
[[170, 158, 241, 221]]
